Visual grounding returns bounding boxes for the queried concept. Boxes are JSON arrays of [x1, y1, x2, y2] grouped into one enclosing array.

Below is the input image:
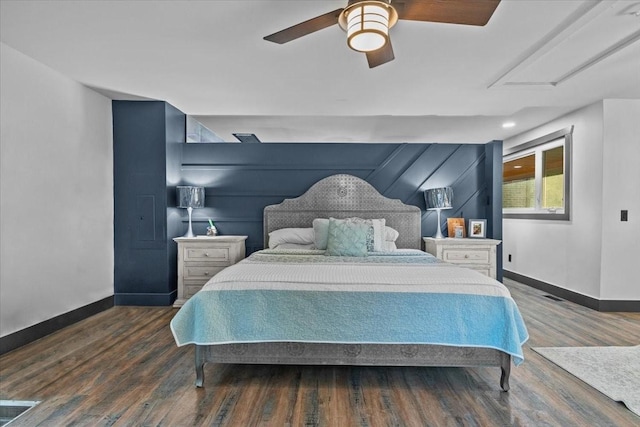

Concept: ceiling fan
[[264, 0, 501, 68]]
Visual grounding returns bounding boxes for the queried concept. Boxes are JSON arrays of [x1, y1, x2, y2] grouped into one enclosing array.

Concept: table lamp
[[177, 186, 205, 238], [425, 187, 453, 239]]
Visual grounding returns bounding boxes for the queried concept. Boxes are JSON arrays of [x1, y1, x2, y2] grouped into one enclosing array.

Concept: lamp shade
[[177, 186, 205, 209], [425, 187, 453, 210]]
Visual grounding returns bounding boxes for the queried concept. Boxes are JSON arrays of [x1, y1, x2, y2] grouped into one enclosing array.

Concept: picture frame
[[447, 218, 466, 238], [468, 219, 487, 238]]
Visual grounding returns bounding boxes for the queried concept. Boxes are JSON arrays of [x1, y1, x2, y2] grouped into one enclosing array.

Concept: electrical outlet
[[621, 210, 628, 221]]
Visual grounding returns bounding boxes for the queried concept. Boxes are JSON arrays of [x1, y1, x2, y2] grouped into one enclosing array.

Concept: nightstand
[[173, 236, 248, 307], [423, 237, 501, 279]]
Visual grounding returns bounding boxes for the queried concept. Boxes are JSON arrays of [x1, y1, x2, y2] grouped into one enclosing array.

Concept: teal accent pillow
[[314, 217, 384, 251], [325, 218, 369, 257]]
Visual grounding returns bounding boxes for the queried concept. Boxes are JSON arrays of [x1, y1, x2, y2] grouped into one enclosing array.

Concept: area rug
[[533, 345, 640, 417]]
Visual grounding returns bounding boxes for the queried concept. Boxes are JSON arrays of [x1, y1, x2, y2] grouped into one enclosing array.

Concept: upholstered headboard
[[263, 174, 422, 249]]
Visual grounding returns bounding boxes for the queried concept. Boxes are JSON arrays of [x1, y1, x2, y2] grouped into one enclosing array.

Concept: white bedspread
[[206, 249, 507, 297]]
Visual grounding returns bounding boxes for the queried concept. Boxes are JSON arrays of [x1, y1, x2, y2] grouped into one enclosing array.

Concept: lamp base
[[432, 208, 445, 239], [182, 207, 195, 238]]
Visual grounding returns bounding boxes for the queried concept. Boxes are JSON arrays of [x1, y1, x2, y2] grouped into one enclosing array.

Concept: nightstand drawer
[[184, 265, 226, 280], [443, 250, 489, 264], [184, 247, 229, 263], [423, 237, 501, 280]]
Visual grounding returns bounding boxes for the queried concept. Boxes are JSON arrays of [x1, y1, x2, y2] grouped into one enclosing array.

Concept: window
[[503, 126, 572, 220]]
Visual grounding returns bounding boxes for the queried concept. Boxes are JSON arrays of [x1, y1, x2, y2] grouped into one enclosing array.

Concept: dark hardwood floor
[[1, 279, 639, 426]]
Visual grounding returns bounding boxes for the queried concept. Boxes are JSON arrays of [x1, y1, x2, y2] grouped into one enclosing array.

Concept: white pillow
[[312, 218, 331, 250], [383, 241, 398, 251], [385, 226, 399, 242], [268, 228, 314, 249]]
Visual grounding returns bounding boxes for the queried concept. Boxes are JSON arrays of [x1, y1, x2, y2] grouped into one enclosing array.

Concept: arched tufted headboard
[[263, 174, 422, 249]]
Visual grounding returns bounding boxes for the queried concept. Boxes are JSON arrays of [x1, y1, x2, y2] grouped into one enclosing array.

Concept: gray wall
[[0, 42, 114, 338], [503, 100, 640, 302]]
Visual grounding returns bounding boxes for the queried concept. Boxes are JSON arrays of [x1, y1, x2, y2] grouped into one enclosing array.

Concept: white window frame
[[503, 126, 572, 221]]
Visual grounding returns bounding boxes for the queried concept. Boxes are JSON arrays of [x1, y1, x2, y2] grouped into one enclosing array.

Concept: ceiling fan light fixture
[[347, 3, 389, 52], [266, 0, 501, 67], [340, 1, 398, 53]]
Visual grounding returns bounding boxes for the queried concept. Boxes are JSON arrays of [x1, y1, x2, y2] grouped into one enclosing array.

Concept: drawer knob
[[204, 252, 210, 257], [204, 271, 209, 276], [465, 254, 469, 259]]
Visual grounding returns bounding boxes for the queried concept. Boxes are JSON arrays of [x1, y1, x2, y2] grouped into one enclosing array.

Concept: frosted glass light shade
[[177, 186, 205, 208], [346, 3, 390, 52], [425, 187, 453, 210]]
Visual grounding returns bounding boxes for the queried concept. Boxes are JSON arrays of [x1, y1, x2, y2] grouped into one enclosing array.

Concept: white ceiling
[[1, 0, 639, 143]]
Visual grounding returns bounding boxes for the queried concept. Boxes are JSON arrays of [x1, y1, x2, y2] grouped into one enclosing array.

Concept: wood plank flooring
[[1, 279, 639, 426]]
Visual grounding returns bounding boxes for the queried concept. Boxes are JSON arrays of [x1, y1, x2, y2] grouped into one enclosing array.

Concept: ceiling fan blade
[[396, 0, 501, 26], [366, 40, 395, 68], [264, 9, 343, 44]]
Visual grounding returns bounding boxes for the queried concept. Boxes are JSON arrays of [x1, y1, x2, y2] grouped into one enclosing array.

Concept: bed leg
[[195, 345, 205, 388], [500, 353, 511, 392]]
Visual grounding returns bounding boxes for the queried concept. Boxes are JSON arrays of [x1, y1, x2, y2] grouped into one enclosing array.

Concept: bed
[[170, 174, 528, 391]]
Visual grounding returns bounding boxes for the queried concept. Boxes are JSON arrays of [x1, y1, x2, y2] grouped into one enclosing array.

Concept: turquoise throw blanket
[[171, 250, 529, 364]]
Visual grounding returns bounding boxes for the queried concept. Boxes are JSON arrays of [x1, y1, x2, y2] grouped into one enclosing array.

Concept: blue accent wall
[[113, 101, 184, 305], [485, 140, 504, 280], [114, 101, 503, 306], [179, 141, 503, 274]]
